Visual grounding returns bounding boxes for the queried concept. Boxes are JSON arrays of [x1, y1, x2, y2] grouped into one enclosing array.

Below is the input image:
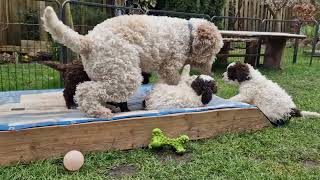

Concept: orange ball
[[63, 150, 84, 171]]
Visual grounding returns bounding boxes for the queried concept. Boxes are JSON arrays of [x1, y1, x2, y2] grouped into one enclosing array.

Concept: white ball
[[63, 150, 84, 171]]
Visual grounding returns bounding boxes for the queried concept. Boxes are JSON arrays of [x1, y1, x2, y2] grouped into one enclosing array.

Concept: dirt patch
[[155, 150, 192, 164], [109, 164, 137, 179], [302, 160, 319, 169]]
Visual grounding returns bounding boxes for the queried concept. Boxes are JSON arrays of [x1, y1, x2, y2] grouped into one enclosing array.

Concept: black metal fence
[[0, 0, 319, 92], [0, 0, 62, 91]]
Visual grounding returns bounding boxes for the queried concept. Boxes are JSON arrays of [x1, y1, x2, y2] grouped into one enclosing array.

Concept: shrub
[[154, 0, 225, 17], [18, 9, 40, 40]]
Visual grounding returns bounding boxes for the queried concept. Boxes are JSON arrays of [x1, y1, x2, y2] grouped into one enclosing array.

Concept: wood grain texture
[[264, 37, 287, 69], [220, 30, 306, 39], [0, 108, 271, 166]]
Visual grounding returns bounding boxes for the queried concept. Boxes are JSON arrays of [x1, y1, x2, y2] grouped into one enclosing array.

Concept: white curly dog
[[42, 6, 223, 118], [223, 62, 320, 126], [145, 65, 217, 110]]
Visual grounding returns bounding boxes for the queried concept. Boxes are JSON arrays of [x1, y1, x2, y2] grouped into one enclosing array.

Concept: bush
[[18, 9, 40, 40], [71, 6, 113, 28], [154, 0, 225, 17]]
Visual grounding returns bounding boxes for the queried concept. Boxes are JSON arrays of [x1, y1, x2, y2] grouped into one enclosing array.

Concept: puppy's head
[[223, 62, 252, 85], [191, 75, 217, 105]]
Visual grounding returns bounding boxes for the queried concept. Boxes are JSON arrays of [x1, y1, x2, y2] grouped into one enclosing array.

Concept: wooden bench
[[218, 31, 306, 69], [217, 37, 260, 66], [0, 40, 49, 54]]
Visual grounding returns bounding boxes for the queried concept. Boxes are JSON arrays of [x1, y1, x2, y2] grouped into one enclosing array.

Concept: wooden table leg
[[244, 40, 258, 66], [216, 42, 230, 67], [264, 37, 287, 69]]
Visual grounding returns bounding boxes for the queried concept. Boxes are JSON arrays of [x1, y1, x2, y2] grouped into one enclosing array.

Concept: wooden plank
[[7, 0, 20, 45], [0, 108, 271, 166], [225, 0, 229, 29], [223, 37, 258, 42], [252, 0, 257, 30], [0, 0, 8, 45], [235, 0, 239, 29], [220, 30, 306, 39], [39, 1, 48, 41], [20, 40, 49, 54], [241, 0, 245, 30], [244, 0, 251, 31], [0, 45, 21, 53], [264, 37, 287, 69]]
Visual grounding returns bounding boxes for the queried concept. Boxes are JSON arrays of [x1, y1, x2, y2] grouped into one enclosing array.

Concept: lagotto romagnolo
[[42, 6, 223, 118], [223, 62, 320, 125], [145, 65, 217, 110]]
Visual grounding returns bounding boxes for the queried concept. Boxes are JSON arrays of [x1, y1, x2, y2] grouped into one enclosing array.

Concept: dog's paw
[[93, 109, 113, 119]]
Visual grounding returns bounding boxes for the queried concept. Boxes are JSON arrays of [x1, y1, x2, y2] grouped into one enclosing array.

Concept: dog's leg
[[63, 79, 78, 109], [158, 60, 183, 85], [75, 68, 142, 117], [229, 94, 252, 104], [142, 72, 151, 84], [63, 90, 77, 109], [75, 81, 114, 118], [118, 102, 130, 112]]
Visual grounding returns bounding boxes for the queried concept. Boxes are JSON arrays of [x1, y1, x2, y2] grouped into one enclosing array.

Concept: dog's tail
[[180, 64, 191, 82], [300, 111, 320, 118], [38, 61, 67, 72], [42, 6, 91, 54]]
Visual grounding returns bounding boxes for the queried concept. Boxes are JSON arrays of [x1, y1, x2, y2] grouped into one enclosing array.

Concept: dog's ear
[[191, 22, 223, 64], [191, 76, 203, 96], [201, 89, 213, 105], [210, 80, 218, 94], [191, 76, 216, 105], [227, 62, 251, 82], [201, 79, 216, 104]]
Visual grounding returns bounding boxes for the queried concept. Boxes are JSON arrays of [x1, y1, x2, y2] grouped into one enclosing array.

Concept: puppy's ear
[[210, 80, 218, 94], [191, 76, 203, 96], [201, 89, 213, 105], [227, 62, 251, 82], [191, 76, 216, 105]]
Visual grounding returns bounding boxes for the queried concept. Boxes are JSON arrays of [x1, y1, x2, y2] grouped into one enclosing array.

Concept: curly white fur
[[42, 6, 223, 117], [145, 65, 214, 110], [223, 62, 320, 122]]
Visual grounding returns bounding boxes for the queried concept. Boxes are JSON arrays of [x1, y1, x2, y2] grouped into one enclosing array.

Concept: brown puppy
[[38, 60, 150, 111]]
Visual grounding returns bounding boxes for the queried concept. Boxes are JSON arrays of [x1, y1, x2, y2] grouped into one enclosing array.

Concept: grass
[[0, 46, 312, 91], [0, 55, 320, 179], [0, 63, 61, 91]]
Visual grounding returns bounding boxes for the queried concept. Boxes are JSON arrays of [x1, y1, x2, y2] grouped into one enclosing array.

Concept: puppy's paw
[[93, 109, 113, 119]]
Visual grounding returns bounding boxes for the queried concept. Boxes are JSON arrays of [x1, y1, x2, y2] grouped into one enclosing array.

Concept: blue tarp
[[0, 85, 254, 131]]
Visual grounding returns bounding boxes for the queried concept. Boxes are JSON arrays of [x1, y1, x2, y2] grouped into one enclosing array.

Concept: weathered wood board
[[220, 30, 306, 39], [0, 107, 271, 166]]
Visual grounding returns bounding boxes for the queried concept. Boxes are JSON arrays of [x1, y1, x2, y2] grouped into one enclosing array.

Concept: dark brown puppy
[[39, 60, 150, 111]]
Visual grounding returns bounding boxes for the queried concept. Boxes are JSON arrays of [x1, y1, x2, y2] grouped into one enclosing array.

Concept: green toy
[[148, 128, 189, 154]]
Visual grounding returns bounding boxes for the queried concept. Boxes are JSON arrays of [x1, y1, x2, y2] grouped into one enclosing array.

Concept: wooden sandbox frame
[[0, 107, 271, 166]]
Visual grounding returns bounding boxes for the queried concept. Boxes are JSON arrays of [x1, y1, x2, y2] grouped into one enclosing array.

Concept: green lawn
[[0, 59, 319, 179], [0, 63, 61, 91]]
